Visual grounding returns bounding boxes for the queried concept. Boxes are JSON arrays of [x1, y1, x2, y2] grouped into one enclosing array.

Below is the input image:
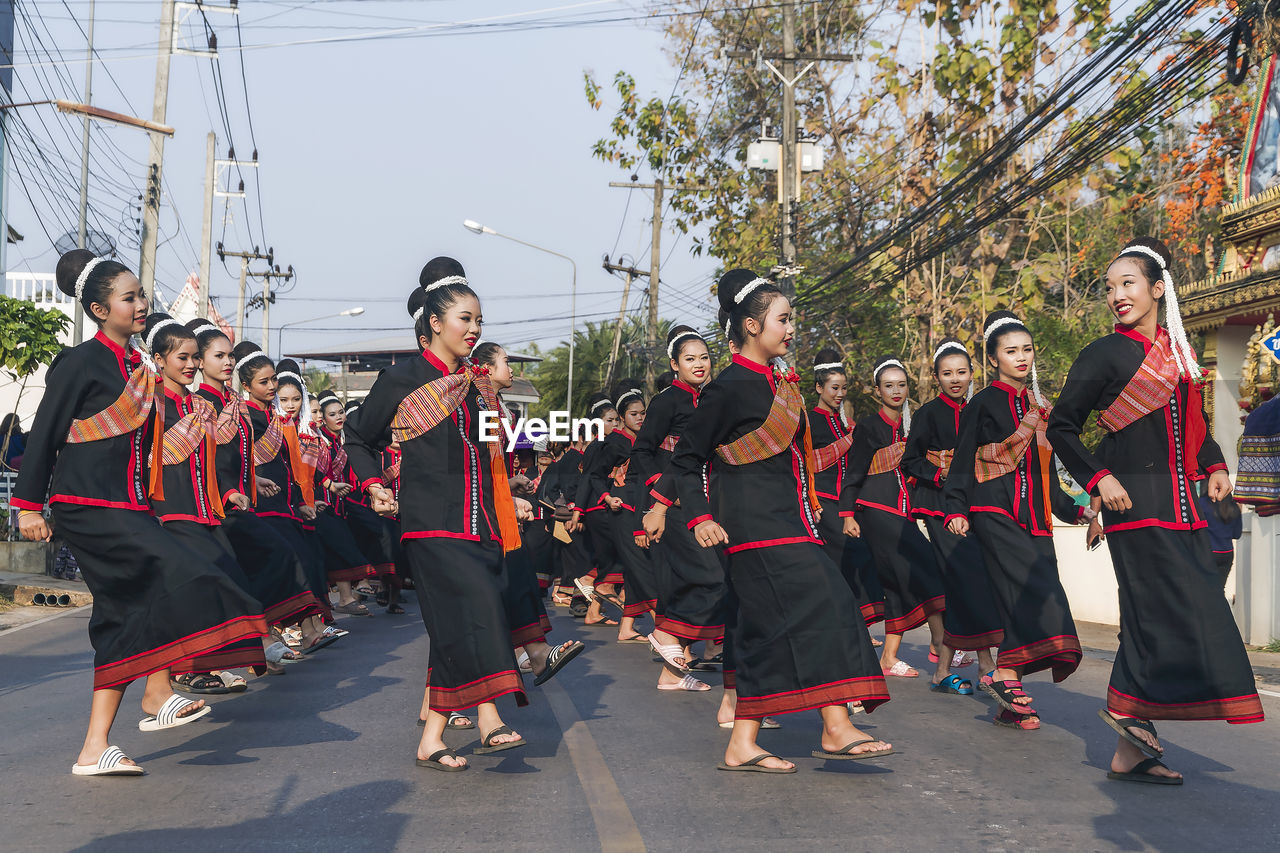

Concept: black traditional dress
[[902, 395, 1004, 651], [582, 428, 659, 618], [536, 448, 592, 587], [1048, 325, 1263, 723], [13, 332, 266, 690], [345, 348, 527, 713], [502, 461, 554, 645], [841, 411, 946, 635], [154, 387, 267, 674], [638, 379, 728, 641], [944, 381, 1083, 681], [807, 405, 884, 626], [574, 438, 624, 586], [310, 425, 378, 584], [196, 383, 321, 628], [668, 354, 889, 719]]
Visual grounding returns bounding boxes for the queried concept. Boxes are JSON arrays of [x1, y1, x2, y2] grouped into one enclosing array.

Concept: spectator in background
[[1199, 483, 1242, 590], [1, 414, 25, 472]]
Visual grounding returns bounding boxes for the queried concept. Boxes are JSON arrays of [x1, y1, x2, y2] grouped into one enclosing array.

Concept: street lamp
[[463, 220, 577, 412], [276, 306, 364, 358]]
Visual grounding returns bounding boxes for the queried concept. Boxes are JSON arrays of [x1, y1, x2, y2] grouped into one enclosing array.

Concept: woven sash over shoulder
[[813, 429, 854, 472], [66, 362, 164, 500]]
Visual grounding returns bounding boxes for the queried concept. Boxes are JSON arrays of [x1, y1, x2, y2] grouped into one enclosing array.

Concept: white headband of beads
[[1116, 244, 1199, 379], [144, 318, 181, 351], [814, 361, 844, 371], [239, 348, 267, 365], [411, 307, 424, 323], [874, 358, 906, 381], [74, 257, 106, 301], [732, 277, 772, 304], [933, 341, 968, 362], [667, 331, 703, 359], [190, 322, 219, 337], [983, 316, 1024, 341], [424, 274, 467, 293], [616, 389, 642, 407], [590, 398, 612, 412]]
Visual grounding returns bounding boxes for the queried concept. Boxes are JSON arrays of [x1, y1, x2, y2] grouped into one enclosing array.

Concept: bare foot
[[1107, 711, 1163, 753], [418, 741, 467, 769], [1110, 737, 1180, 780], [723, 741, 794, 771], [140, 694, 206, 719], [819, 715, 891, 755]]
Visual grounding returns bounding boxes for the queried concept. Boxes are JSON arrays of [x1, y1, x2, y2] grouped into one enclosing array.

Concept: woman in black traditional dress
[[143, 314, 266, 694], [189, 321, 321, 671], [944, 310, 1089, 732], [15, 250, 267, 777], [841, 357, 948, 680], [669, 269, 893, 773], [566, 395, 626, 627], [901, 338, 1003, 691], [805, 350, 884, 634], [1048, 237, 1264, 784], [344, 257, 582, 772]]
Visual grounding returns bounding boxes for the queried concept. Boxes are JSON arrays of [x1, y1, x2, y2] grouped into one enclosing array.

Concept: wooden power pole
[[601, 258, 650, 389]]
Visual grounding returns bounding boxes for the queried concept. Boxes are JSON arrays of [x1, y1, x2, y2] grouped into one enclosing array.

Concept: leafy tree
[[527, 317, 676, 418], [0, 294, 72, 462]]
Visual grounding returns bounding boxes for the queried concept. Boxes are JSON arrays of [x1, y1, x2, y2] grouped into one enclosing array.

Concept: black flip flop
[[170, 673, 231, 695], [597, 591, 625, 616], [1106, 756, 1182, 785], [811, 738, 895, 761], [416, 748, 467, 772], [474, 725, 526, 755], [1097, 709, 1163, 758], [300, 634, 339, 655], [533, 640, 585, 686], [716, 753, 796, 774]]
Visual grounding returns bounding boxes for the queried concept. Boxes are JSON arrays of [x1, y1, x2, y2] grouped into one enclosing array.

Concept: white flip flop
[[647, 633, 690, 672], [573, 577, 596, 601], [139, 694, 211, 732], [71, 745, 144, 776], [657, 674, 710, 692]]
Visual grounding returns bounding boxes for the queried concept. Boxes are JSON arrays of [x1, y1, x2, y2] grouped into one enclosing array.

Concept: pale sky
[[1, 1, 721, 358]]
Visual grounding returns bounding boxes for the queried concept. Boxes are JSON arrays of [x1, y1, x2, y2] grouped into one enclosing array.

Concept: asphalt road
[[1, 599, 1277, 853]]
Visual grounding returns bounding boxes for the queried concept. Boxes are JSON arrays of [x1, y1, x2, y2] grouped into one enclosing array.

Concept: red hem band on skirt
[[944, 628, 1005, 651], [327, 564, 376, 583], [94, 613, 269, 690], [510, 621, 547, 648], [600, 571, 624, 585], [884, 594, 945, 635], [427, 668, 529, 712], [861, 601, 886, 626], [623, 598, 657, 618], [734, 675, 890, 720], [1106, 686, 1266, 724], [997, 634, 1082, 683], [171, 643, 267, 675], [264, 590, 324, 628], [538, 614, 553, 636], [722, 669, 737, 691], [654, 616, 725, 642]]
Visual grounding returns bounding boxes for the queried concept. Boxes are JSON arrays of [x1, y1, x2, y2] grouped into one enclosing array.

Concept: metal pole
[[137, 0, 174, 301], [262, 274, 272, 358], [780, 1, 797, 299], [647, 178, 662, 394], [198, 132, 214, 319], [567, 260, 576, 412], [605, 268, 634, 389], [235, 255, 247, 344], [73, 0, 95, 344]]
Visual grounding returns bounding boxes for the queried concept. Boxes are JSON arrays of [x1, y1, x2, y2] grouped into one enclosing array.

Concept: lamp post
[[463, 219, 577, 412], [276, 306, 364, 358]]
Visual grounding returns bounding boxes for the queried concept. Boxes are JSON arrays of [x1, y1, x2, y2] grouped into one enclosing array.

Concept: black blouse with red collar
[[667, 354, 822, 554], [839, 410, 911, 518], [943, 381, 1081, 536], [807, 405, 852, 500], [195, 382, 254, 508], [572, 439, 611, 514], [1047, 325, 1227, 533], [582, 428, 642, 517], [632, 379, 701, 511], [14, 331, 153, 513], [150, 387, 221, 524], [901, 394, 967, 518], [244, 399, 301, 522], [344, 348, 503, 544]]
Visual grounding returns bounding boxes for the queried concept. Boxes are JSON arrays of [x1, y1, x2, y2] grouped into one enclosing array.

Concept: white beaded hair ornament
[[1116, 244, 1200, 379], [144, 318, 181, 352], [74, 257, 105, 302], [984, 315, 1044, 407], [667, 331, 703, 360], [424, 274, 467, 294]]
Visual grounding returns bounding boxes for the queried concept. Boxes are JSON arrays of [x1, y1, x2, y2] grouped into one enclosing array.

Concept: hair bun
[[1122, 236, 1173, 269], [276, 358, 302, 375], [55, 248, 99, 298], [419, 256, 466, 289], [715, 269, 762, 313]]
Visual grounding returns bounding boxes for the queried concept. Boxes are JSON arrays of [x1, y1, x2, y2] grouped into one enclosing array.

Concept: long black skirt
[[970, 513, 1080, 681], [729, 541, 890, 719], [504, 532, 552, 647], [556, 528, 592, 584], [218, 509, 322, 627], [921, 515, 1004, 651], [313, 509, 375, 583], [52, 504, 268, 690], [858, 507, 946, 635], [583, 510, 624, 585], [405, 537, 527, 713], [522, 520, 556, 589], [343, 500, 398, 575], [818, 498, 885, 626], [260, 514, 332, 622], [1106, 527, 1263, 723], [607, 507, 657, 618], [164, 521, 268, 674], [651, 503, 727, 642]]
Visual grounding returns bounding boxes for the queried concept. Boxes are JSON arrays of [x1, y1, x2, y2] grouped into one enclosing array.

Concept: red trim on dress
[[725, 535, 823, 555], [734, 675, 890, 719], [1107, 686, 1264, 724], [94, 613, 269, 690]]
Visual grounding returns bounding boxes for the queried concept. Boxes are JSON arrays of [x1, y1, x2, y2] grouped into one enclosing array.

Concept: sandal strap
[[426, 748, 458, 762], [1128, 756, 1167, 775], [483, 725, 514, 746], [157, 694, 194, 726], [98, 745, 128, 770]]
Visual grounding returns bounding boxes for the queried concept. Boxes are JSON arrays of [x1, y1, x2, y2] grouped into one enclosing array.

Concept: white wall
[[1054, 525, 1121, 626]]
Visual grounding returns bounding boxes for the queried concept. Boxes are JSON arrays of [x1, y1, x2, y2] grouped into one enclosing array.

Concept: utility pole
[[609, 178, 707, 393], [198, 132, 214, 319], [259, 265, 294, 358], [728, 9, 852, 298], [216, 244, 272, 345], [601, 257, 649, 389], [137, 0, 174, 301], [73, 0, 95, 344]]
